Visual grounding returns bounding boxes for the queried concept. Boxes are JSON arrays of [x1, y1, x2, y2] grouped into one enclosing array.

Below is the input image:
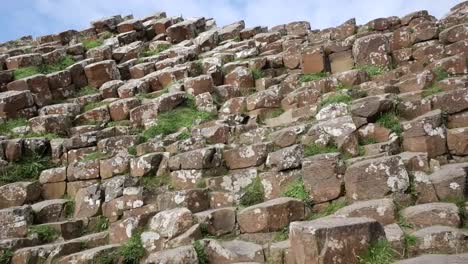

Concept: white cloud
[[1, 0, 463, 42]]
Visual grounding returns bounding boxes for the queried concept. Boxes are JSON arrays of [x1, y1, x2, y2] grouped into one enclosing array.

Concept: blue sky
[[0, 0, 462, 43]]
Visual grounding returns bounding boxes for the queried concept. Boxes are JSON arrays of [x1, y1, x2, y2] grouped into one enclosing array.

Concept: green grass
[[0, 118, 61, 139], [95, 253, 119, 264], [376, 112, 403, 136], [0, 155, 53, 186], [0, 249, 13, 264], [0, 118, 28, 136], [14, 55, 75, 80], [422, 84, 443, 98], [273, 227, 289, 242], [141, 44, 171, 57], [434, 67, 449, 81], [240, 177, 264, 207], [28, 225, 60, 243], [142, 97, 216, 141], [82, 39, 104, 50], [308, 199, 347, 220], [360, 138, 377, 145], [271, 108, 284, 118], [84, 101, 109, 112], [128, 146, 137, 156], [299, 72, 329, 82], [142, 174, 172, 191], [354, 65, 387, 77], [94, 216, 109, 232], [177, 131, 191, 141], [282, 178, 311, 205], [193, 240, 208, 264], [64, 196, 75, 218], [76, 86, 99, 96], [319, 94, 353, 108], [304, 143, 338, 157], [119, 232, 145, 264], [358, 239, 395, 264], [82, 152, 108, 162], [192, 60, 204, 76], [251, 68, 265, 80], [196, 178, 207, 188]]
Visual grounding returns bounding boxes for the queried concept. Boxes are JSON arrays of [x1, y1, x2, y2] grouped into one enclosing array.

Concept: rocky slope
[[0, 1, 467, 264]]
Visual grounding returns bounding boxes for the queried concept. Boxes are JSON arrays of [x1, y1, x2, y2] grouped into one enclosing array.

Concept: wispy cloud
[[0, 0, 462, 42]]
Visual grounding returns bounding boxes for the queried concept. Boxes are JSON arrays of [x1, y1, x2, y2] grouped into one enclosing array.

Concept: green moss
[[376, 112, 403, 136], [240, 177, 264, 207], [0, 249, 13, 264], [95, 253, 118, 264], [299, 72, 329, 82], [82, 152, 108, 162], [271, 108, 284, 118], [84, 101, 109, 112], [319, 94, 353, 108], [304, 143, 338, 157], [282, 178, 311, 205], [354, 65, 387, 77], [119, 232, 145, 264], [82, 39, 104, 50], [142, 98, 216, 141], [0, 155, 53, 186], [251, 68, 265, 80], [76, 86, 99, 96], [358, 239, 395, 264], [28, 225, 60, 243], [193, 240, 208, 264]]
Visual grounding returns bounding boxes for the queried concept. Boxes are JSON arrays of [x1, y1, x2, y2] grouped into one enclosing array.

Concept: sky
[[0, 0, 463, 43]]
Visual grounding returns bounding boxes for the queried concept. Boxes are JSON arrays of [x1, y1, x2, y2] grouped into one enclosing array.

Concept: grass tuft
[[0, 118, 28, 136], [251, 68, 265, 80], [304, 143, 338, 157], [0, 249, 13, 264], [308, 199, 347, 220], [141, 44, 171, 57], [82, 152, 108, 162], [354, 65, 387, 77], [193, 240, 208, 264], [142, 97, 216, 141], [358, 239, 395, 264], [119, 232, 145, 264], [82, 39, 104, 50], [240, 177, 264, 207], [434, 67, 449, 81], [282, 178, 312, 205], [319, 94, 353, 108], [0, 155, 53, 186], [76, 86, 99, 96], [14, 55, 75, 80], [84, 101, 109, 112], [376, 112, 403, 136], [422, 84, 443, 98], [142, 174, 172, 191], [28, 225, 60, 243], [273, 226, 289, 242], [299, 72, 329, 82]]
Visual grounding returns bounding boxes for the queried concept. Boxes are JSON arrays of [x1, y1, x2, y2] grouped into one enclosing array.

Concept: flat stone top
[[290, 216, 377, 230], [394, 253, 468, 264]]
